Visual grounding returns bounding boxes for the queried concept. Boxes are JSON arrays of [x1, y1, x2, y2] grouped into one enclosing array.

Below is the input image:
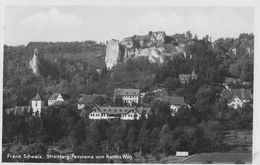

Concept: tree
[[194, 85, 220, 119], [126, 126, 137, 153], [186, 31, 193, 40], [137, 121, 150, 155], [114, 96, 124, 106], [163, 77, 179, 91], [27, 116, 41, 143], [159, 124, 172, 155], [197, 120, 224, 152], [68, 119, 86, 146]]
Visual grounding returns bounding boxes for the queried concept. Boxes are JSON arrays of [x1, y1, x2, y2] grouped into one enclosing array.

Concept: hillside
[[3, 32, 254, 108]]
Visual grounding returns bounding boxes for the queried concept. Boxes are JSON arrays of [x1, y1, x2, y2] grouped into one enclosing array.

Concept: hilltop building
[[179, 70, 198, 84]]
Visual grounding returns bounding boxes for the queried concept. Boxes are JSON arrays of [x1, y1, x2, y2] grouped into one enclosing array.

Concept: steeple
[[191, 69, 196, 76], [191, 69, 198, 80]]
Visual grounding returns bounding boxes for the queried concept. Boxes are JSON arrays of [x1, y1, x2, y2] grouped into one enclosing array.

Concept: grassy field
[[223, 129, 252, 152], [3, 129, 252, 163], [180, 152, 252, 164]]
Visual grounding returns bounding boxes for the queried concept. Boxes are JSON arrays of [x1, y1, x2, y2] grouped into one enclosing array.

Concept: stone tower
[[31, 94, 45, 115]]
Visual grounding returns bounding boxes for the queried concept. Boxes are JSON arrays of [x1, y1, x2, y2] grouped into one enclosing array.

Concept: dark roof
[[221, 89, 252, 101], [31, 94, 43, 101], [91, 106, 151, 115], [48, 93, 70, 100], [52, 101, 64, 106], [78, 94, 107, 104], [179, 74, 191, 80], [154, 96, 186, 106], [6, 106, 31, 115], [114, 88, 140, 96], [224, 77, 240, 83], [136, 107, 152, 114]]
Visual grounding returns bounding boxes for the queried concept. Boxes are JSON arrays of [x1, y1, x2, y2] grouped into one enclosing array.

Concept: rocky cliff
[[105, 31, 188, 69], [29, 48, 40, 75], [105, 39, 121, 69]]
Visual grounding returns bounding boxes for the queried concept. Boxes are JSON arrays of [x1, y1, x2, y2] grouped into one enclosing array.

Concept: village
[[5, 69, 253, 121]]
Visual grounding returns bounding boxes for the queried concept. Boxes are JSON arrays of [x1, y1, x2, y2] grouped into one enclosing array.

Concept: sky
[[4, 6, 254, 46]]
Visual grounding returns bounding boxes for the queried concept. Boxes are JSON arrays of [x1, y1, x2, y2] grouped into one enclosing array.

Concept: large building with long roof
[[88, 106, 151, 120]]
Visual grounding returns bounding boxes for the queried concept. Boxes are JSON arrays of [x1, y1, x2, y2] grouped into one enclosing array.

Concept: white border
[[0, 0, 259, 165]]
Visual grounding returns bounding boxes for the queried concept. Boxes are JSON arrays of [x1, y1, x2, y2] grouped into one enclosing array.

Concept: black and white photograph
[[1, 0, 258, 164]]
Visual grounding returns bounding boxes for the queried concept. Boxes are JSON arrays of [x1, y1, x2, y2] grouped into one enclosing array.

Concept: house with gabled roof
[[114, 88, 140, 105], [77, 94, 108, 110], [48, 93, 70, 106], [154, 96, 189, 116], [220, 89, 253, 109], [88, 106, 151, 120], [179, 70, 198, 85]]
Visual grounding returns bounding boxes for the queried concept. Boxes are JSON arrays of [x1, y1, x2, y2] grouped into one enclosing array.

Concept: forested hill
[[3, 33, 254, 109], [3, 41, 106, 107], [26, 41, 106, 65]]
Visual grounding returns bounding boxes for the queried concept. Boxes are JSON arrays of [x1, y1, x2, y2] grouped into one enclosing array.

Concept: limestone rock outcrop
[[29, 48, 40, 75], [134, 47, 165, 63], [105, 39, 121, 69], [105, 31, 187, 69]]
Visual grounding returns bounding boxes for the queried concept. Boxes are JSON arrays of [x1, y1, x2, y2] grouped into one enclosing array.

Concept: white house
[[88, 106, 151, 120], [48, 93, 70, 106], [31, 94, 45, 114], [221, 89, 252, 109], [228, 96, 245, 109], [114, 88, 140, 105]]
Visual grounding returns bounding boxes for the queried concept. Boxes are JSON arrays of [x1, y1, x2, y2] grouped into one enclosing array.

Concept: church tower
[[31, 94, 44, 115]]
